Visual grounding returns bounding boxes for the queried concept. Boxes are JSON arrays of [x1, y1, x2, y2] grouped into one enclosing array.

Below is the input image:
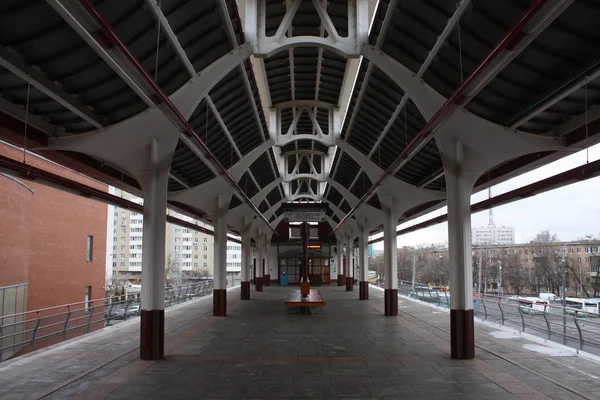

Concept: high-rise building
[[165, 213, 214, 279], [106, 188, 219, 284], [226, 241, 242, 287], [106, 188, 144, 283], [472, 225, 515, 246]]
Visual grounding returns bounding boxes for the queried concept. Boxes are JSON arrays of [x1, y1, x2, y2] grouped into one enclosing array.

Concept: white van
[[539, 292, 560, 302]]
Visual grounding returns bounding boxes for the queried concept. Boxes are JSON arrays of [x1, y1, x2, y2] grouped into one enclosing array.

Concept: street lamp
[[498, 261, 503, 299], [561, 243, 567, 345]]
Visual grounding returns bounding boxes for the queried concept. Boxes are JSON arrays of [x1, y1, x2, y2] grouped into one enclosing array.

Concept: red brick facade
[[0, 142, 107, 326]]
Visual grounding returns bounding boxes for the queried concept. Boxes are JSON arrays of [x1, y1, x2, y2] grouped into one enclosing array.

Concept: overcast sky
[[371, 143, 600, 249]]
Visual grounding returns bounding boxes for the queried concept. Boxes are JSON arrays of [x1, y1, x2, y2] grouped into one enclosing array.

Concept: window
[[194, 263, 198, 267], [120, 262, 125, 267], [203, 262, 207, 267], [175, 229, 181, 233], [195, 238, 199, 243], [203, 238, 207, 243], [577, 248, 582, 253], [120, 254, 125, 259], [203, 246, 207, 251], [85, 286, 92, 312], [113, 245, 117, 251], [121, 245, 126, 250], [203, 254, 207, 259], [112, 262, 116, 267], [194, 246, 198, 251], [86, 235, 93, 262], [194, 254, 198, 259], [175, 238, 181, 243]]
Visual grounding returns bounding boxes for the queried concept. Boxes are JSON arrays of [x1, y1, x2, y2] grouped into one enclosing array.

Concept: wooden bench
[[285, 289, 325, 314]]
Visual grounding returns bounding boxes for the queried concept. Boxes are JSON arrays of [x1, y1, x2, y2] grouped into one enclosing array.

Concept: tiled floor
[[1, 285, 600, 399]]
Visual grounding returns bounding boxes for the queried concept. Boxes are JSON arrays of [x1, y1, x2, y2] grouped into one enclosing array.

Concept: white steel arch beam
[[366, 0, 473, 158], [275, 100, 335, 111], [245, 0, 369, 58]]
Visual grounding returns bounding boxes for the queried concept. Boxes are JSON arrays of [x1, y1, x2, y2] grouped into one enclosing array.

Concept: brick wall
[[0, 143, 107, 351]]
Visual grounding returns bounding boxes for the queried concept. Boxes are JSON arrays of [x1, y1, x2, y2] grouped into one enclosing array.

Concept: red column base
[[213, 289, 227, 316], [255, 277, 263, 291], [359, 281, 369, 300], [240, 281, 250, 300], [337, 274, 342, 286], [384, 289, 398, 316], [345, 277, 354, 291], [341, 275, 346, 285], [264, 274, 271, 286], [450, 309, 475, 359], [140, 310, 164, 360]]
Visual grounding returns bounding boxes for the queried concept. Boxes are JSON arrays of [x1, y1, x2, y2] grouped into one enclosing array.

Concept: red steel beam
[[78, 0, 275, 233], [0, 154, 242, 244], [334, 0, 549, 233], [368, 158, 600, 244]]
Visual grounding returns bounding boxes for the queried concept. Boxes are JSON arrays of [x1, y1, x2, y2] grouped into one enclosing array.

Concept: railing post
[[517, 304, 525, 333], [63, 306, 72, 339], [573, 312, 584, 351], [31, 312, 41, 350], [86, 303, 95, 333], [481, 299, 488, 320], [498, 300, 505, 325], [542, 306, 552, 340]]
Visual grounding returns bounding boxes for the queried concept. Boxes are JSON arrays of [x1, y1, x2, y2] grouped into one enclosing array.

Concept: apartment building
[[226, 242, 242, 287], [472, 225, 515, 245], [165, 214, 214, 278], [106, 190, 216, 284], [106, 188, 144, 282]]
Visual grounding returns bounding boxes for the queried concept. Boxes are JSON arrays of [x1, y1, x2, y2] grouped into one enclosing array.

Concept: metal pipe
[[0, 154, 242, 243], [78, 0, 275, 233], [333, 0, 549, 233]]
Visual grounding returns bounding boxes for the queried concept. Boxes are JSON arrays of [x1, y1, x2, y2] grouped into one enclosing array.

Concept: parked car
[[539, 292, 560, 302]]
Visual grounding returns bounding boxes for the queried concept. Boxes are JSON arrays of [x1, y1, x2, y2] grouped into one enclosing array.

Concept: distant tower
[[488, 187, 494, 227]]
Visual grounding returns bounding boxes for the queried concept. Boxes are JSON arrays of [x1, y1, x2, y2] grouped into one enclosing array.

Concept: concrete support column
[[263, 235, 271, 286], [240, 217, 252, 300], [358, 223, 369, 300], [337, 241, 344, 286], [213, 196, 228, 316], [383, 206, 398, 316], [139, 139, 170, 360], [446, 141, 475, 359], [255, 232, 264, 291], [346, 235, 354, 291]]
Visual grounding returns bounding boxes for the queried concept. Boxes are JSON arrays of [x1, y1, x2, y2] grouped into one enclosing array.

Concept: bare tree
[[165, 253, 182, 287], [530, 230, 560, 295]]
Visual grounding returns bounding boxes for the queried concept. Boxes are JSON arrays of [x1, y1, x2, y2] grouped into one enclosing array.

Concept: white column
[[358, 224, 368, 282], [140, 140, 169, 312], [337, 239, 344, 285], [138, 138, 174, 360], [257, 233, 264, 278], [241, 216, 252, 299], [383, 206, 397, 290], [241, 218, 252, 282], [446, 140, 475, 359], [383, 204, 398, 316], [346, 235, 353, 281], [213, 196, 228, 291]]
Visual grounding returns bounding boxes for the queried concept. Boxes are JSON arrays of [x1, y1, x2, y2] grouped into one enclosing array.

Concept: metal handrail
[[0, 280, 214, 362], [395, 279, 600, 356]]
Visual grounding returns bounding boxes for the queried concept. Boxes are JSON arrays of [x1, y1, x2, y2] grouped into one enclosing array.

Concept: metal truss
[[244, 0, 369, 58]]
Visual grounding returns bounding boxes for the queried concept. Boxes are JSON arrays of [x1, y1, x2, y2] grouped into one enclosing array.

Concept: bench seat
[[285, 289, 325, 307]]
